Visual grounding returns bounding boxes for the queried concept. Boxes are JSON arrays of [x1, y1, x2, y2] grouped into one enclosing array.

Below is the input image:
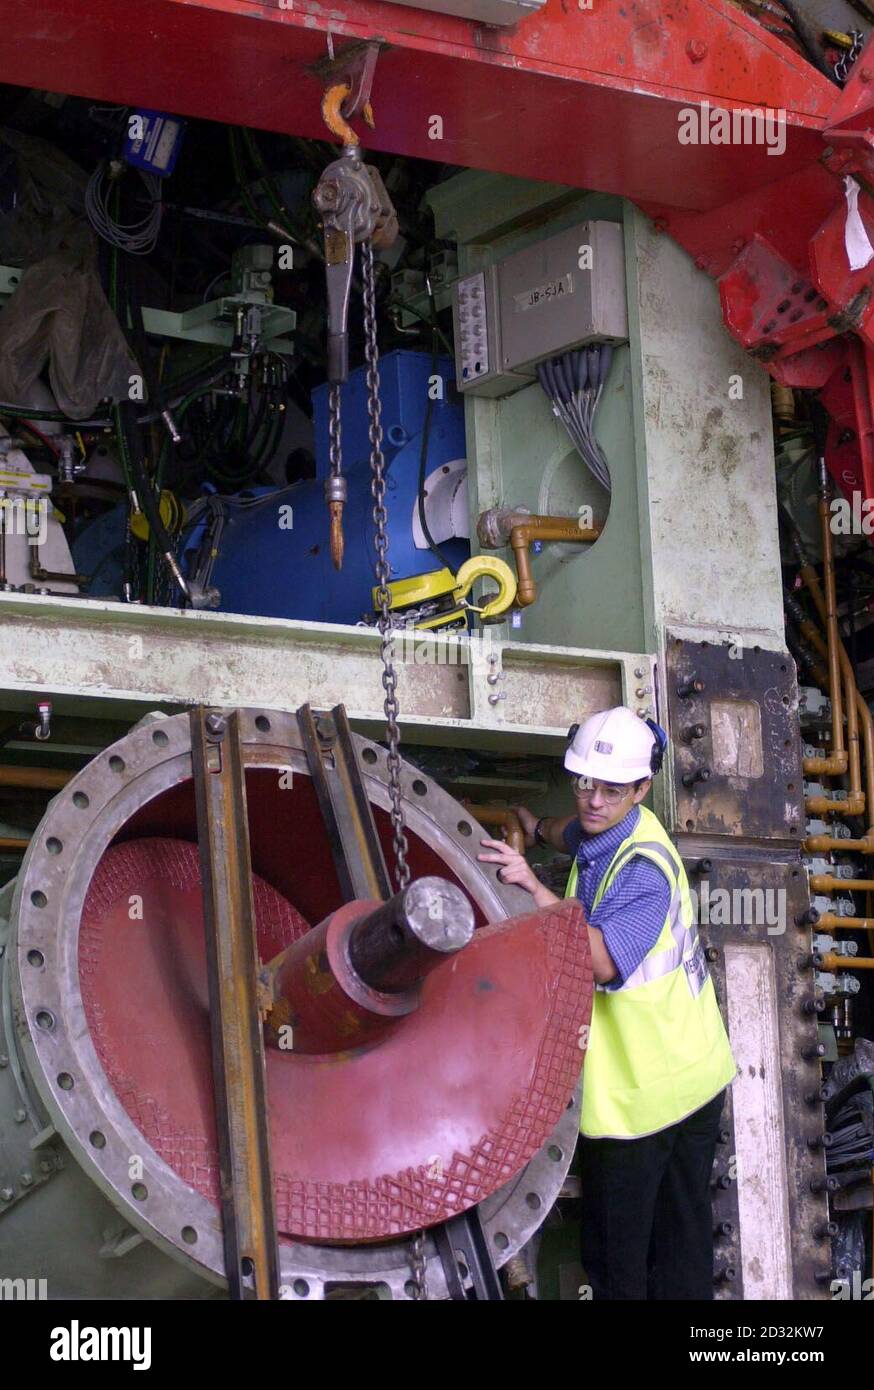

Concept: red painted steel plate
[[79, 836, 593, 1241], [1, 0, 835, 212]]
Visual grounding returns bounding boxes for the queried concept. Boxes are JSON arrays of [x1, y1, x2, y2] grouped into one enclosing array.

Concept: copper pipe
[[806, 836, 874, 852], [509, 517, 602, 608], [820, 954, 874, 970], [807, 496, 845, 761], [816, 914, 874, 930], [792, 609, 843, 769], [462, 802, 525, 855], [0, 765, 72, 790], [0, 836, 28, 850], [799, 558, 869, 823], [811, 876, 874, 893]]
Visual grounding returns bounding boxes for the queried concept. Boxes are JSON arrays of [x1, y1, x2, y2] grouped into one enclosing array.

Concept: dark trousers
[[579, 1089, 726, 1300]]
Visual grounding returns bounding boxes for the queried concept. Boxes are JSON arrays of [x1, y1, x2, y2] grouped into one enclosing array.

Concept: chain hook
[[320, 82, 375, 147]]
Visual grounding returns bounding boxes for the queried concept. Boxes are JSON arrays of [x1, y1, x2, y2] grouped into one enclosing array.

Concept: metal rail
[[190, 705, 280, 1300], [297, 702, 391, 902]]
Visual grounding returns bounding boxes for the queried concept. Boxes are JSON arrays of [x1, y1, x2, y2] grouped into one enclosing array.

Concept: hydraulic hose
[[115, 401, 190, 600]]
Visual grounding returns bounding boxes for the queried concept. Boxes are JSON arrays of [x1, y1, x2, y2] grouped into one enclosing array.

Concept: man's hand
[[510, 805, 539, 850], [477, 837, 560, 908]]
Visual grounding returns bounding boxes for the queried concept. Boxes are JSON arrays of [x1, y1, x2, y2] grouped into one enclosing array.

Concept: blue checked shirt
[[563, 806, 672, 990]]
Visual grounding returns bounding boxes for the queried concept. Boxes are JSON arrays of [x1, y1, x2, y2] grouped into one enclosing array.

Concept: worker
[[477, 705, 737, 1300]]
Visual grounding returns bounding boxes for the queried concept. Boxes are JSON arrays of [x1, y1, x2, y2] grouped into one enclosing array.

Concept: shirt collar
[[576, 805, 641, 866]]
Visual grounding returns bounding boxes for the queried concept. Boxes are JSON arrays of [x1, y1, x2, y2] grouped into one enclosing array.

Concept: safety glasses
[[570, 775, 633, 805]]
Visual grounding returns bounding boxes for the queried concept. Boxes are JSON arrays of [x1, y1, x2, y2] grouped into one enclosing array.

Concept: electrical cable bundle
[[825, 1088, 873, 1181], [85, 161, 162, 255], [182, 483, 301, 604], [537, 344, 614, 493]]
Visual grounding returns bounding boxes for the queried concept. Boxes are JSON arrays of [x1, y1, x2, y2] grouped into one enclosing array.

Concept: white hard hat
[[564, 706, 661, 782]]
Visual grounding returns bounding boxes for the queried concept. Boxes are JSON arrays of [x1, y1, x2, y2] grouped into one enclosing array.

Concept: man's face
[[571, 776, 652, 834]]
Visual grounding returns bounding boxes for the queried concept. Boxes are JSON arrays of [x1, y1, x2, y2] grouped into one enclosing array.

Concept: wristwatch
[[534, 817, 549, 848]]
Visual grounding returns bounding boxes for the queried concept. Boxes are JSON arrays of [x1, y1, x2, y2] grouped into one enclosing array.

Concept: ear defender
[[645, 718, 668, 776]]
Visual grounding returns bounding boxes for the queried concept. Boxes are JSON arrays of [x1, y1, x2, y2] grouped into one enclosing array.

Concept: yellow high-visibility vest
[[566, 805, 736, 1138]]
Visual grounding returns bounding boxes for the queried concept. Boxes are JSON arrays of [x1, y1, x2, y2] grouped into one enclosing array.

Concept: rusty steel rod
[[347, 878, 475, 993], [191, 706, 280, 1301]]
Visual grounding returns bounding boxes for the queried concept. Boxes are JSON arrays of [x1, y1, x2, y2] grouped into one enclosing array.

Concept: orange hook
[[321, 83, 375, 146]]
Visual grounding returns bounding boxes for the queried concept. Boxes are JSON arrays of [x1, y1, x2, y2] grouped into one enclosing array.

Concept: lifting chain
[[361, 237, 411, 897], [360, 236, 425, 1299], [326, 383, 345, 570], [834, 29, 864, 84], [408, 1227, 428, 1301]]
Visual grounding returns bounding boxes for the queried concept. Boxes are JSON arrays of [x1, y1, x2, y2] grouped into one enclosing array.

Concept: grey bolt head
[[13, 1108, 26, 1124], [19, 1171, 33, 1187], [0, 1187, 13, 1202], [205, 713, 226, 736]]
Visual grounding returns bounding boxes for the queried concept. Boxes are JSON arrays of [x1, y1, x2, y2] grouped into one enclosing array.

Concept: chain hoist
[[313, 108, 408, 887], [314, 56, 423, 1292]]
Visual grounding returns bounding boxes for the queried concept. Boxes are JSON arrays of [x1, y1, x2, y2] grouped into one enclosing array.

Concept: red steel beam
[[7, 0, 874, 511], [2, 0, 837, 212]]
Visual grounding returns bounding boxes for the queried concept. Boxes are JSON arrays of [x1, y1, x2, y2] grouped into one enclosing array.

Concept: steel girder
[[2, 0, 874, 500]]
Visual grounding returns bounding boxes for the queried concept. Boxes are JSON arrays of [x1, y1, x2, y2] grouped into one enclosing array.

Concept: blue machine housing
[[195, 350, 469, 625]]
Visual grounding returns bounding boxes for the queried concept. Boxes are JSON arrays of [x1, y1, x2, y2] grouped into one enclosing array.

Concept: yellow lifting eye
[[451, 555, 517, 620], [372, 556, 517, 629]]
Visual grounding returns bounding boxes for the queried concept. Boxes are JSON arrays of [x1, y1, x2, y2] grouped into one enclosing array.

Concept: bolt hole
[[457, 821, 472, 837], [35, 1010, 54, 1031], [412, 779, 427, 796], [30, 890, 46, 908], [152, 729, 168, 747], [26, 949, 44, 968], [241, 1257, 254, 1277], [293, 1278, 310, 1297], [782, 696, 789, 706], [686, 819, 694, 831], [46, 837, 62, 855], [548, 1145, 563, 1162], [362, 747, 377, 764], [89, 1131, 106, 1149], [73, 792, 89, 809], [131, 1182, 148, 1202], [494, 1231, 510, 1250], [181, 1226, 198, 1245], [787, 783, 795, 792], [255, 716, 271, 733], [404, 1281, 418, 1297], [57, 1073, 74, 1091], [525, 1193, 542, 1211], [109, 756, 125, 773]]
